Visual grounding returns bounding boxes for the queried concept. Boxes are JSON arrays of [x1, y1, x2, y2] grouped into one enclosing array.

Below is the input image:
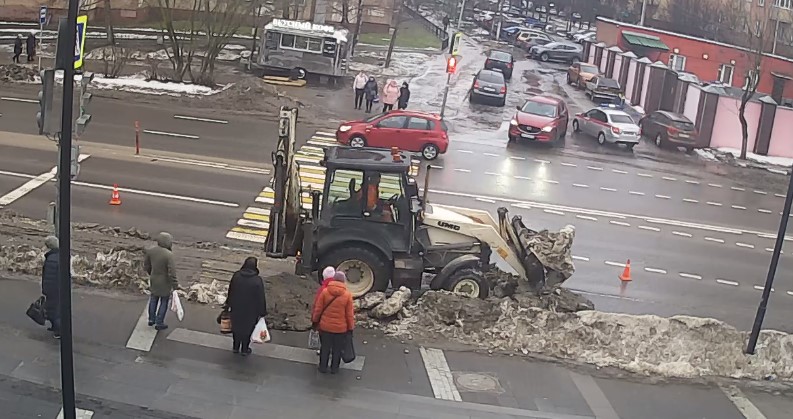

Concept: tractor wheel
[[321, 246, 390, 297], [443, 267, 489, 299]]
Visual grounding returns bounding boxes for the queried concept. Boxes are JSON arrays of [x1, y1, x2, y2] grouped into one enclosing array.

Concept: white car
[[573, 31, 596, 43], [572, 107, 641, 150]]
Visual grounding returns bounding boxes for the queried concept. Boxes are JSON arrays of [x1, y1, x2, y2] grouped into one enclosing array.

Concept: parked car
[[573, 31, 596, 43], [515, 30, 552, 51], [470, 69, 508, 106], [335, 110, 449, 160], [567, 62, 600, 87], [639, 110, 700, 151], [529, 41, 583, 63], [508, 94, 569, 145], [484, 50, 515, 80], [584, 76, 623, 102], [572, 107, 641, 150]]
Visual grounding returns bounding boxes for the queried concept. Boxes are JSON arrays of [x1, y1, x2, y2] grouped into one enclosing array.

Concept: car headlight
[[339, 125, 352, 132], [541, 126, 553, 132], [510, 119, 519, 126]]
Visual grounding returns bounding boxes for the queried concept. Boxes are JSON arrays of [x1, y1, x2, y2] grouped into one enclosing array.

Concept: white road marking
[[605, 261, 627, 268], [173, 115, 229, 124], [141, 155, 269, 174], [429, 165, 444, 169], [708, 183, 723, 188], [716, 279, 739, 286], [753, 190, 768, 195], [775, 193, 786, 198], [736, 242, 755, 249], [679, 273, 703, 280], [731, 186, 746, 191], [73, 181, 239, 207], [644, 267, 667, 274], [609, 220, 630, 227], [56, 407, 94, 419], [587, 166, 603, 171], [543, 179, 559, 184], [753, 285, 775, 292], [509, 156, 526, 160], [143, 129, 199, 139], [683, 198, 699, 203], [544, 209, 565, 215], [0, 154, 91, 207], [576, 215, 598, 221], [707, 201, 723, 206], [639, 225, 660, 232], [611, 169, 628, 174], [731, 205, 747, 210], [226, 231, 267, 243], [534, 159, 550, 164], [1, 96, 38, 103], [573, 183, 589, 188], [572, 255, 590, 262], [672, 231, 693, 238], [483, 171, 500, 176], [763, 248, 784, 254], [420, 347, 462, 402], [475, 197, 496, 203], [125, 306, 157, 352], [457, 150, 473, 153], [237, 219, 269, 229], [637, 173, 652, 177], [454, 168, 471, 173], [569, 372, 621, 419], [758, 209, 772, 214], [685, 180, 700, 184], [757, 233, 776, 239], [720, 385, 768, 419], [788, 291, 793, 296], [600, 187, 617, 192], [560, 162, 576, 167], [655, 194, 671, 199], [662, 176, 677, 181], [483, 152, 499, 157], [705, 237, 726, 243], [629, 191, 645, 196], [513, 175, 531, 180]]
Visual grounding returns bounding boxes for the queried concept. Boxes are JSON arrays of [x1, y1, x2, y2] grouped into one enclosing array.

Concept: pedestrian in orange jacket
[[312, 273, 354, 374]]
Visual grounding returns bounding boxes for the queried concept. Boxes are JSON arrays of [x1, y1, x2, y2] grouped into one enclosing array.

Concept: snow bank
[[716, 147, 793, 168], [52, 70, 228, 96], [697, 147, 792, 175], [385, 291, 793, 381], [350, 51, 434, 79]]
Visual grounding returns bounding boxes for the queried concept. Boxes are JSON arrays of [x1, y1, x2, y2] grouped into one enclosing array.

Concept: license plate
[[679, 133, 689, 138], [521, 134, 535, 139], [484, 87, 495, 92]]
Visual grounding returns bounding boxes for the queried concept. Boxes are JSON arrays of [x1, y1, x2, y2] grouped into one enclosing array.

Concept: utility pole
[[746, 167, 793, 354], [456, 0, 466, 30], [639, 0, 648, 26]]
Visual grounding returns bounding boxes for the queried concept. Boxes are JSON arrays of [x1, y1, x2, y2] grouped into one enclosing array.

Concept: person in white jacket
[[353, 71, 368, 110]]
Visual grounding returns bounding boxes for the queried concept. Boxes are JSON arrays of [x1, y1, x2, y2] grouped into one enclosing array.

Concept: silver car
[[572, 107, 641, 150], [529, 41, 583, 63], [470, 69, 507, 107]]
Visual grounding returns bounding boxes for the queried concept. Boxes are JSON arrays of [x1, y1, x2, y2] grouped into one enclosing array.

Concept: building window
[[774, 0, 791, 9], [718, 64, 734, 85], [669, 54, 686, 71], [759, 0, 765, 6], [280, 34, 323, 53]]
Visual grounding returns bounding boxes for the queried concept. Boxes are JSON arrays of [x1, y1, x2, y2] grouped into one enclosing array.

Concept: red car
[[335, 110, 449, 160], [508, 95, 569, 145]]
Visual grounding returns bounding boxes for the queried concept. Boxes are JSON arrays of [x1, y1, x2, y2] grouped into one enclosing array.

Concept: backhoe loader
[[263, 106, 575, 298]]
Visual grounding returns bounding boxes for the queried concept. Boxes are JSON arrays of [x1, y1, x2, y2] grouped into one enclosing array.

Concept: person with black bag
[[225, 257, 267, 356], [41, 236, 61, 339], [311, 271, 354, 374]]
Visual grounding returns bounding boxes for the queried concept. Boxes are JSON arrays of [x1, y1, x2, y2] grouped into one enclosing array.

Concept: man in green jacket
[[144, 232, 179, 330]]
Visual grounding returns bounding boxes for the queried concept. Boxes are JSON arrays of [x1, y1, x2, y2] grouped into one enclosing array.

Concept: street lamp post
[[457, 0, 466, 31], [746, 165, 793, 354], [640, 0, 648, 26]]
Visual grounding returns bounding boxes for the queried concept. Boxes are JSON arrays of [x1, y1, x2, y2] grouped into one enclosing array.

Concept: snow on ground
[[349, 50, 434, 80], [53, 70, 227, 96], [85, 45, 246, 62], [697, 147, 793, 175]]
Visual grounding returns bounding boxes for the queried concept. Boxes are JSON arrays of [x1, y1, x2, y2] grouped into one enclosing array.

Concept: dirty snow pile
[[350, 51, 436, 79], [381, 290, 793, 381], [0, 64, 38, 83], [696, 148, 792, 175]]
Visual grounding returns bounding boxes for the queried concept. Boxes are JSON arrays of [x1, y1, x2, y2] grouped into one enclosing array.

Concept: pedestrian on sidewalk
[[382, 79, 400, 113], [364, 76, 378, 113], [443, 16, 450, 32], [144, 232, 179, 331], [353, 70, 368, 110], [26, 31, 36, 63], [314, 266, 336, 306], [311, 271, 354, 374], [225, 256, 267, 356], [398, 82, 411, 110], [13, 35, 23, 64], [41, 236, 61, 339]]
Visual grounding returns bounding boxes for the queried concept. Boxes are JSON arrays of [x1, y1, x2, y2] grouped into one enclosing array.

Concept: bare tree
[[385, 0, 404, 68], [194, 0, 255, 86], [666, 0, 722, 40]]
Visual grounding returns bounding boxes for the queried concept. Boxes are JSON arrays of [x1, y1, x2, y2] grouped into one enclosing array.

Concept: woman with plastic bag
[[311, 271, 354, 374], [224, 257, 267, 356]]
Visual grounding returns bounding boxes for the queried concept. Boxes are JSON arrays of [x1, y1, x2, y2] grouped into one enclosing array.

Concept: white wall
[[613, 55, 623, 81], [599, 51, 608, 73], [683, 84, 701, 123], [625, 61, 638, 104], [639, 66, 651, 108]]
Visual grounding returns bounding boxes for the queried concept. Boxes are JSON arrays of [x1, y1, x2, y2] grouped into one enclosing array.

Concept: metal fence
[[403, 5, 449, 51]]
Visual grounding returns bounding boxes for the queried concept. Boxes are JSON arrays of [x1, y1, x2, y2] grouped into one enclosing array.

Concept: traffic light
[[76, 72, 94, 137], [446, 55, 458, 74], [36, 69, 55, 135]]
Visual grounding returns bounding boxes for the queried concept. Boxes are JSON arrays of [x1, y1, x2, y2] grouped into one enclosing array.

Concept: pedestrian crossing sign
[[74, 15, 87, 69]]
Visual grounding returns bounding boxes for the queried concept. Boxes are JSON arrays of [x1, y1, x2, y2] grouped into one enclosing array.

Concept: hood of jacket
[[325, 280, 349, 297], [237, 267, 260, 277], [155, 232, 173, 250]]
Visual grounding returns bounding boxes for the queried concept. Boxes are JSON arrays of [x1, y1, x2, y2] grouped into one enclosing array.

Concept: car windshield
[[609, 114, 635, 124], [478, 71, 505, 84], [490, 51, 512, 62], [579, 64, 598, 73], [521, 100, 557, 117], [544, 42, 561, 48], [599, 78, 620, 88], [363, 113, 384, 123], [672, 120, 695, 130]]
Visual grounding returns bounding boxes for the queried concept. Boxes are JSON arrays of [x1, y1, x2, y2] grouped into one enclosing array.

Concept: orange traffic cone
[[109, 184, 122, 206], [619, 259, 632, 282]]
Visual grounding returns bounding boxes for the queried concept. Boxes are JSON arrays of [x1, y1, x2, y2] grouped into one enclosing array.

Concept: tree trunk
[[351, 0, 365, 56], [738, 95, 749, 160], [385, 2, 402, 68], [103, 0, 115, 45]]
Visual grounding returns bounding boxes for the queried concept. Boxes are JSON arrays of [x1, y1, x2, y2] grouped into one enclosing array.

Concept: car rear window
[[521, 100, 557, 117], [478, 71, 505, 84], [439, 120, 449, 132], [672, 120, 695, 130], [599, 78, 620, 88], [489, 51, 512, 62], [609, 114, 635, 124], [579, 64, 598, 73]]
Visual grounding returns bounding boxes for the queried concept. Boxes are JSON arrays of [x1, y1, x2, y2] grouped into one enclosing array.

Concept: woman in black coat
[[224, 257, 267, 356], [363, 77, 378, 113], [398, 82, 410, 110]]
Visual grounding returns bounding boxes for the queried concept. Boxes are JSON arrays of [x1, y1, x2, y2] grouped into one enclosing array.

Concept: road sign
[[451, 32, 462, 56], [39, 6, 47, 25], [74, 15, 88, 69]]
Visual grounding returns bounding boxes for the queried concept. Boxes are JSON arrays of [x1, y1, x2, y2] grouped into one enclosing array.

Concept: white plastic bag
[[251, 317, 271, 344], [169, 290, 184, 322], [308, 329, 320, 350]]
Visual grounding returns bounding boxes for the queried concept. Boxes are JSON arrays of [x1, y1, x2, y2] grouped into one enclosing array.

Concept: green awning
[[622, 31, 669, 51]]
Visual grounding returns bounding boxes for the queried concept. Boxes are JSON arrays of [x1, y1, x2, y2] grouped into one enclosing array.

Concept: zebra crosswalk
[[225, 131, 421, 244]]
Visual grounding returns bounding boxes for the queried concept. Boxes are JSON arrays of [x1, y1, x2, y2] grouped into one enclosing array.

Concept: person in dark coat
[[26, 31, 36, 62], [144, 232, 179, 330], [398, 82, 411, 110], [443, 16, 450, 32], [225, 257, 267, 356], [363, 77, 378, 113], [41, 236, 60, 339], [13, 35, 23, 64]]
